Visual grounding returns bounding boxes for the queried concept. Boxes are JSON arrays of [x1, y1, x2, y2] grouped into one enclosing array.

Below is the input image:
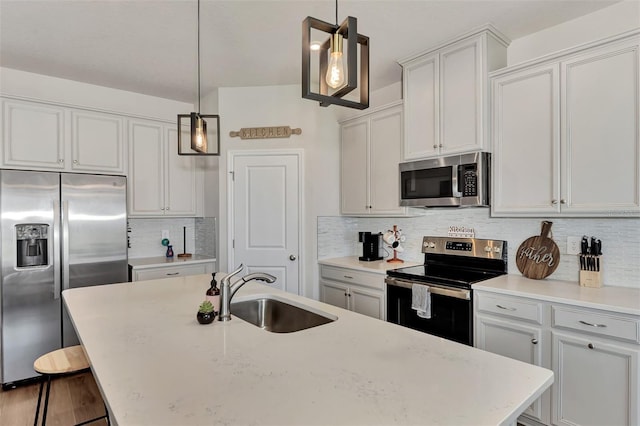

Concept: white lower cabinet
[[475, 290, 640, 426], [552, 331, 638, 426], [320, 265, 385, 320]]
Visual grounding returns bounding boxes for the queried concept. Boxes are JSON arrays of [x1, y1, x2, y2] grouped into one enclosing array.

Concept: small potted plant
[[197, 300, 216, 324]]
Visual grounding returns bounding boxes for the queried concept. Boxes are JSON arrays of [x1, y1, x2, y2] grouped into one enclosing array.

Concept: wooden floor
[[0, 372, 108, 426]]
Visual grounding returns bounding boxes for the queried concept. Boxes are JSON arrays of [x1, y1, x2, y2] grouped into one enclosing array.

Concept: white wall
[[508, 1, 640, 65], [216, 84, 340, 298]]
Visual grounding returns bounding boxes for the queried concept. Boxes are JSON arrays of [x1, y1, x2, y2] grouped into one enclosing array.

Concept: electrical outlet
[[567, 236, 581, 255], [161, 230, 170, 240]]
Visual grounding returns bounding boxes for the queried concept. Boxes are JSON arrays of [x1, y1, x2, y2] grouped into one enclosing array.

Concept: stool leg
[[41, 375, 52, 426], [34, 378, 45, 426], [105, 403, 110, 425]]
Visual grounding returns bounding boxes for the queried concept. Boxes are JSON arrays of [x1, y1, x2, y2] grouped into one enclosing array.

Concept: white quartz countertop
[[318, 256, 422, 274], [474, 274, 640, 316], [63, 275, 553, 426], [128, 254, 216, 270]]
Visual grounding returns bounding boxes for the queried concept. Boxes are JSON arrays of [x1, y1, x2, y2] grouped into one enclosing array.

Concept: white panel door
[[561, 42, 640, 214], [340, 119, 368, 215], [71, 110, 124, 173], [491, 63, 560, 216], [128, 120, 164, 215], [440, 36, 482, 154], [2, 100, 65, 169], [165, 128, 197, 216], [403, 52, 439, 160], [231, 152, 300, 294]]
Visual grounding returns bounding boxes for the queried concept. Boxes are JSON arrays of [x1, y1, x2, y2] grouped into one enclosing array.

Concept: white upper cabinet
[[400, 26, 509, 160], [128, 120, 197, 217], [492, 31, 640, 217], [1, 98, 125, 174], [340, 102, 405, 216]]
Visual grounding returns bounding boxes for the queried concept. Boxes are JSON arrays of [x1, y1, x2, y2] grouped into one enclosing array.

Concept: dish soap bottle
[[206, 273, 220, 314], [166, 244, 174, 258]]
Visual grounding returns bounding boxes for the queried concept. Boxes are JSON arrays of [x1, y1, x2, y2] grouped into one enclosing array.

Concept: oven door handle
[[385, 277, 471, 301]]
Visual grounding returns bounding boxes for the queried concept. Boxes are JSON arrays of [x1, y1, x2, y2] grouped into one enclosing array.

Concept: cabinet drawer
[[320, 266, 383, 290], [476, 293, 544, 324], [134, 264, 208, 282], [552, 306, 640, 343]]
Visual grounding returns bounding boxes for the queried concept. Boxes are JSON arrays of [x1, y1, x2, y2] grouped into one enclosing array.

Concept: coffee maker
[[358, 232, 382, 261]]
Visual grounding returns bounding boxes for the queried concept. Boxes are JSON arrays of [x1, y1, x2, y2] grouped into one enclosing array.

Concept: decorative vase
[[197, 311, 216, 324]]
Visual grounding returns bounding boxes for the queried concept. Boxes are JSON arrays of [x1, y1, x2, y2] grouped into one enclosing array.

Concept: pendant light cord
[[335, 0, 338, 25], [197, 0, 201, 114]]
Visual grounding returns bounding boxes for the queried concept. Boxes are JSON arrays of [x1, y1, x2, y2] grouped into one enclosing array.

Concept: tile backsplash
[[318, 210, 640, 289], [128, 217, 216, 259]]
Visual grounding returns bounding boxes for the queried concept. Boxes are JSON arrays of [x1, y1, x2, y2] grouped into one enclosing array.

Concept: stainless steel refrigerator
[[0, 170, 128, 386]]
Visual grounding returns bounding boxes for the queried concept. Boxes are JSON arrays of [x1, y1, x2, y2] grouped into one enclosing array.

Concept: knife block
[[579, 269, 602, 288]]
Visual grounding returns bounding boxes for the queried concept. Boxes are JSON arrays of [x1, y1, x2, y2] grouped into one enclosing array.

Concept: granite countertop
[[63, 275, 553, 426], [318, 256, 422, 274], [474, 274, 640, 316], [128, 254, 216, 270]]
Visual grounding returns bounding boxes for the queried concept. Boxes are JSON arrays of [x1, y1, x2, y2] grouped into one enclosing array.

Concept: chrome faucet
[[218, 264, 276, 322]]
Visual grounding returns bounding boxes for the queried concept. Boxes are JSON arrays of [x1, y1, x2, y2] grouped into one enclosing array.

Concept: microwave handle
[[451, 165, 462, 197]]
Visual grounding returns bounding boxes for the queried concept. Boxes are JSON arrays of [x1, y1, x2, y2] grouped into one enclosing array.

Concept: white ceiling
[[0, 0, 621, 104]]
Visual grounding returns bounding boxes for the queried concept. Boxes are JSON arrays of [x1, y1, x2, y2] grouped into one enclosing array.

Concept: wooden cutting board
[[516, 221, 560, 280]]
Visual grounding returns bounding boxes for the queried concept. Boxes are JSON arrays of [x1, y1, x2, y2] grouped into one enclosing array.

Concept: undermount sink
[[230, 295, 337, 333]]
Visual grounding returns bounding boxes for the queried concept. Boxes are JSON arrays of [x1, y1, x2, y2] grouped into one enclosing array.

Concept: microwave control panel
[[460, 164, 478, 196]]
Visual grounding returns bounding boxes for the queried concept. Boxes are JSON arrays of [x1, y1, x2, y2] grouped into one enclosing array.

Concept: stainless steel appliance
[[385, 236, 507, 345], [399, 152, 490, 207], [0, 170, 128, 386], [358, 232, 382, 261]]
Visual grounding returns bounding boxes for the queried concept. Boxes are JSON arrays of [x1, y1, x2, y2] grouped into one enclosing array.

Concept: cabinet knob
[[551, 199, 558, 205], [560, 199, 566, 204], [73, 160, 78, 164], [59, 159, 64, 163], [161, 207, 165, 210], [439, 144, 443, 148], [433, 145, 438, 149], [531, 338, 538, 345], [289, 255, 297, 261], [166, 206, 170, 210], [588, 343, 594, 349]]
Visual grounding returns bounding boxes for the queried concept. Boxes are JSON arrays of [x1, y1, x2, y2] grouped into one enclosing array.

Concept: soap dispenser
[[206, 273, 220, 313]]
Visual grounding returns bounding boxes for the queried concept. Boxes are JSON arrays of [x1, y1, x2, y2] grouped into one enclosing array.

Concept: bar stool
[[33, 345, 110, 426]]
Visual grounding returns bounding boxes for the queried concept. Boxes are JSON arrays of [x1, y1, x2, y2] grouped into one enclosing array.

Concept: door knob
[[289, 255, 297, 261]]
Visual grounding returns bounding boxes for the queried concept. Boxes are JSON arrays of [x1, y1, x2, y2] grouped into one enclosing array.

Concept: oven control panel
[[422, 236, 507, 260]]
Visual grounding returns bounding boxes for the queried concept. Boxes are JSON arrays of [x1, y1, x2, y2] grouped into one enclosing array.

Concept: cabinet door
[[128, 120, 165, 216], [71, 110, 125, 173], [561, 41, 640, 215], [476, 316, 547, 423], [341, 119, 369, 215], [165, 128, 197, 216], [369, 107, 404, 215], [491, 64, 561, 216], [552, 332, 639, 426], [2, 100, 66, 170], [403, 52, 439, 160], [439, 36, 483, 154], [350, 286, 384, 320], [320, 280, 349, 310]]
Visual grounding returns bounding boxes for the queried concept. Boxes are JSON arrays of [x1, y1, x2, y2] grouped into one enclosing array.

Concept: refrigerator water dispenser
[[16, 224, 49, 267]]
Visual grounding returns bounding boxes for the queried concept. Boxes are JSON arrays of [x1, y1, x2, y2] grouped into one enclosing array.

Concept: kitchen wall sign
[[229, 126, 302, 140]]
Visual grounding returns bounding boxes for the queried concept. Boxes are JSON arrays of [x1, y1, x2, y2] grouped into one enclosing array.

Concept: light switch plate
[[162, 230, 170, 240], [567, 236, 581, 255]]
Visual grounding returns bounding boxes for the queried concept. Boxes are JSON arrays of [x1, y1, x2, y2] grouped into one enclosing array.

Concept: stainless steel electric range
[[385, 236, 507, 346]]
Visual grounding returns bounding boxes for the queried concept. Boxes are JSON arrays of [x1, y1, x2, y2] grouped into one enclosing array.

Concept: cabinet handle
[[344, 275, 353, 279], [579, 320, 607, 328], [496, 304, 516, 311], [588, 343, 594, 349], [166, 272, 180, 276], [531, 338, 538, 345]]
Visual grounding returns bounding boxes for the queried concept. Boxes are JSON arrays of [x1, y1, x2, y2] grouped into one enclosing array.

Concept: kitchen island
[[63, 274, 553, 426]]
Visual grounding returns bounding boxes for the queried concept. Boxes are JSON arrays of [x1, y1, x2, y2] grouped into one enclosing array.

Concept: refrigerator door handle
[[53, 200, 61, 300], [62, 200, 70, 291]]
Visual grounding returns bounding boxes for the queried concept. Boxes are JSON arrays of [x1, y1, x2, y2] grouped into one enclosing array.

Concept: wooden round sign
[[516, 221, 560, 280]]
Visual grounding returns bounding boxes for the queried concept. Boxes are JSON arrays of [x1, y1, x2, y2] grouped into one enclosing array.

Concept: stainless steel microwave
[[399, 152, 490, 207]]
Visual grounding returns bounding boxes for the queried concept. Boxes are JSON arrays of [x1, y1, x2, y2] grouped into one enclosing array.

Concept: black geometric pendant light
[[178, 0, 220, 156], [302, 0, 369, 109]]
